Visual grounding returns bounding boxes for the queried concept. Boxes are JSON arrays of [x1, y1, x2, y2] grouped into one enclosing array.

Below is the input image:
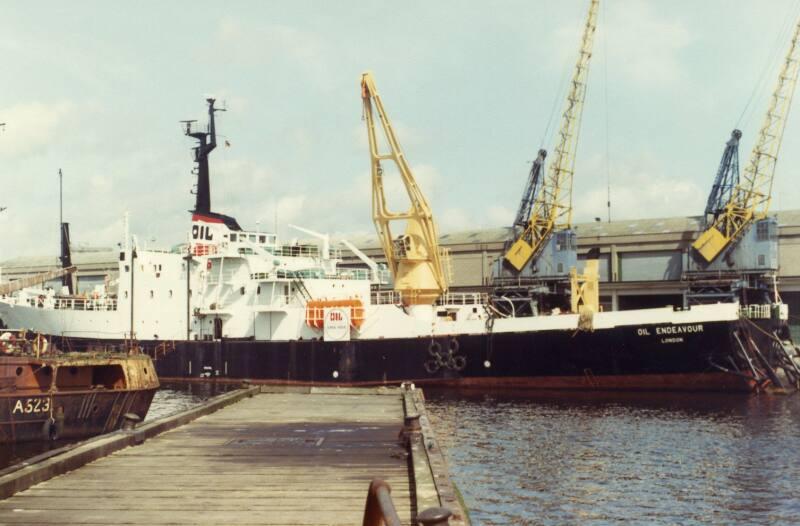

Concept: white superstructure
[[0, 213, 750, 346]]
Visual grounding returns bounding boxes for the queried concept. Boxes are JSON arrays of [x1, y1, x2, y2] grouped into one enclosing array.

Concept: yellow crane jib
[[360, 72, 450, 306], [503, 0, 599, 272], [693, 15, 800, 263]]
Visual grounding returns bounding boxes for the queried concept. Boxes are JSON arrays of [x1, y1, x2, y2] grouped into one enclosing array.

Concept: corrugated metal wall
[[619, 251, 682, 281]]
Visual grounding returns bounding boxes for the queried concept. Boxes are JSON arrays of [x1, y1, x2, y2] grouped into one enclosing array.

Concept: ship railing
[[372, 290, 403, 305], [274, 244, 320, 258], [52, 297, 118, 312], [374, 268, 393, 285], [437, 292, 488, 306], [335, 268, 371, 281], [191, 243, 218, 257], [740, 304, 772, 320], [229, 231, 278, 247]]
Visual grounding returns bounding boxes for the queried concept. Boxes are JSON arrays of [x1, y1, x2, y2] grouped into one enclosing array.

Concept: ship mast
[[58, 169, 73, 294], [181, 98, 224, 215], [0, 123, 5, 214]]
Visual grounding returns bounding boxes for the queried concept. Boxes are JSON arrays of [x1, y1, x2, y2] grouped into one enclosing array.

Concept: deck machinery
[[685, 15, 800, 307], [491, 0, 599, 316]]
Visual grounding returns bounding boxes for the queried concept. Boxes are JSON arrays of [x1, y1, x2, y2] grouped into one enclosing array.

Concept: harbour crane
[[501, 0, 598, 277], [492, 0, 599, 316], [360, 72, 451, 308], [692, 16, 800, 265]]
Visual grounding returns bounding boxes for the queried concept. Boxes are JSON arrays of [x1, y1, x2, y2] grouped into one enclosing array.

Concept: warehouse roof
[[3, 209, 800, 270]]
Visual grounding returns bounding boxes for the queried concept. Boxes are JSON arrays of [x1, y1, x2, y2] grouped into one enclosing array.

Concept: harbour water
[[424, 390, 800, 526]]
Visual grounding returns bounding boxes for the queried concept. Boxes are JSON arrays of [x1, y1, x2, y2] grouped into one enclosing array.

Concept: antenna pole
[[59, 169, 63, 237]]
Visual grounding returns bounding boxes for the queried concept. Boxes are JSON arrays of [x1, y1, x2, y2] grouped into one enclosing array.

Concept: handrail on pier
[[362, 478, 453, 526], [362, 479, 402, 526]]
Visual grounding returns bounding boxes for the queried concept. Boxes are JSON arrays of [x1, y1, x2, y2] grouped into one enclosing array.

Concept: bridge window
[[230, 233, 238, 242]]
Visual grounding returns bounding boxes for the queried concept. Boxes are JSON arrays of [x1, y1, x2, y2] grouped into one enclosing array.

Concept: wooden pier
[[0, 385, 468, 525]]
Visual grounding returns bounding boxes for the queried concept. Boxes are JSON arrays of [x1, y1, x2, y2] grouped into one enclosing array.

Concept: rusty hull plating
[[0, 337, 159, 443]]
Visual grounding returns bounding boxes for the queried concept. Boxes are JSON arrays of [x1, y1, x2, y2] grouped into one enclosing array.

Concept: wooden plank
[[0, 390, 419, 526]]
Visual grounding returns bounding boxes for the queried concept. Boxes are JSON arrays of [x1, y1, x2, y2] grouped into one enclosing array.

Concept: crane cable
[[735, 0, 800, 130], [540, 4, 586, 150]]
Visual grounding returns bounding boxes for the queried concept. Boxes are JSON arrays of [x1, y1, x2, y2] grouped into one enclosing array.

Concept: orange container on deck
[[305, 298, 365, 329]]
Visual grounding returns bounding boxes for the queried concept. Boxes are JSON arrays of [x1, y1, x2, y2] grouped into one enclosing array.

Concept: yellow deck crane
[[503, 0, 599, 273], [360, 72, 451, 307], [693, 16, 800, 264]]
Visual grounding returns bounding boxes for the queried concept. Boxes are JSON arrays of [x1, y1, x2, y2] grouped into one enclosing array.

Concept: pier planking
[[0, 386, 466, 525]]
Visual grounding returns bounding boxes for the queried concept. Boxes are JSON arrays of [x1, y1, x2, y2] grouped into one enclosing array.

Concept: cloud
[[551, 0, 691, 89], [604, 1, 691, 88], [486, 204, 514, 228], [439, 207, 470, 233], [573, 153, 705, 223], [0, 102, 74, 158], [213, 17, 331, 86]]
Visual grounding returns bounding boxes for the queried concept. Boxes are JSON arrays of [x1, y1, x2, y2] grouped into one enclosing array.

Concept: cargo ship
[[1, 98, 799, 393], [0, 330, 158, 443]]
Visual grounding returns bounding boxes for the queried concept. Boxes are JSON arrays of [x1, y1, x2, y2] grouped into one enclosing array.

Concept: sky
[[2, 0, 800, 259]]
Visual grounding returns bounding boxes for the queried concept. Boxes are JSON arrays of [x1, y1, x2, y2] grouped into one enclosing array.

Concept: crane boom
[[704, 129, 741, 226], [360, 72, 450, 306], [513, 149, 547, 230], [504, 0, 599, 271], [693, 16, 800, 263], [0, 266, 76, 296]]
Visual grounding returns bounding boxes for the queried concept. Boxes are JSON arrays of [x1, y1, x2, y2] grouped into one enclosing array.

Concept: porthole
[[15, 367, 23, 376], [70, 367, 78, 375]]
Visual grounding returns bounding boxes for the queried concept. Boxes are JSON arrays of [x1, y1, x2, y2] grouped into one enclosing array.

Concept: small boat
[[0, 330, 159, 443]]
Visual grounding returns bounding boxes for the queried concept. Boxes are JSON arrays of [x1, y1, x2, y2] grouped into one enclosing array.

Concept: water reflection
[[424, 390, 800, 526]]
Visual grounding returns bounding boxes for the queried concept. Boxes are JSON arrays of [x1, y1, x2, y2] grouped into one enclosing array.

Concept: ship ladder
[[291, 276, 313, 305]]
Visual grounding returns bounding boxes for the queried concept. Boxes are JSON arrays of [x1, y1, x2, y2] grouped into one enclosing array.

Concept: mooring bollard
[[121, 413, 142, 431], [417, 507, 453, 526], [404, 413, 421, 433]]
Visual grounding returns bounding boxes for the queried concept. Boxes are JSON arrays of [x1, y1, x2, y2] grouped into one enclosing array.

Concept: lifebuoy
[[32, 334, 47, 355], [207, 259, 212, 270], [428, 340, 442, 357], [0, 333, 16, 355]]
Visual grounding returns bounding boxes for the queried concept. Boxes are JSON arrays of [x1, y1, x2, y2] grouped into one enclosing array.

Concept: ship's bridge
[[224, 231, 343, 260]]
